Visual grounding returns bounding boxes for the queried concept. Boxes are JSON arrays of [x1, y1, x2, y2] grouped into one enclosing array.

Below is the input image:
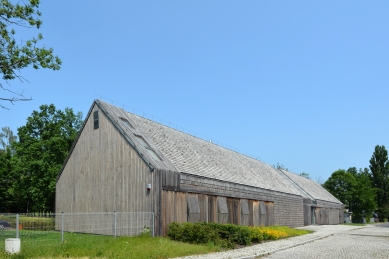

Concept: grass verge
[[0, 232, 220, 259], [0, 224, 312, 259]]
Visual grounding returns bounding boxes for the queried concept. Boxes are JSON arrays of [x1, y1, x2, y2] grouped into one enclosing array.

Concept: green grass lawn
[[0, 231, 221, 259], [0, 225, 312, 259]]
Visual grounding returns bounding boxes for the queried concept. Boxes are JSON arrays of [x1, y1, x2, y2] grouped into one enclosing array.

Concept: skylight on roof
[[134, 135, 162, 161], [135, 135, 148, 147], [146, 149, 161, 161], [119, 117, 134, 129]]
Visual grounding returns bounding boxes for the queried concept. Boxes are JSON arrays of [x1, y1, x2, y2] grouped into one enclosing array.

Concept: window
[[119, 117, 134, 129], [134, 135, 162, 161], [93, 111, 99, 129]]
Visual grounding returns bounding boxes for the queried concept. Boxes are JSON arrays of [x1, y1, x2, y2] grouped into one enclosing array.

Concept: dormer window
[[134, 135, 162, 161]]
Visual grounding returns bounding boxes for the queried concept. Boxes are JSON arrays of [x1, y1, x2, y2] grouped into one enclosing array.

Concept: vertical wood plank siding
[[240, 199, 250, 226], [208, 196, 217, 223], [56, 104, 154, 235], [56, 101, 342, 236], [161, 190, 278, 234], [180, 173, 305, 227], [303, 205, 311, 226]]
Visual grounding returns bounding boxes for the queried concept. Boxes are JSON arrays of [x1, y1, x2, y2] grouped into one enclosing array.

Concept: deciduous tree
[[0, 0, 61, 109], [324, 167, 376, 222], [369, 145, 389, 219], [348, 167, 376, 221], [323, 169, 356, 207], [10, 104, 82, 212], [299, 172, 310, 179]]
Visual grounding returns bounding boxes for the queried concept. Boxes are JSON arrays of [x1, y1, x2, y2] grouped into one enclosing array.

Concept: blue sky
[[1, 1, 388, 182]]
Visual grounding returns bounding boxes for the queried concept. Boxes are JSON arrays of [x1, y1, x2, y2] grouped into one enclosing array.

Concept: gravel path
[[174, 224, 389, 259]]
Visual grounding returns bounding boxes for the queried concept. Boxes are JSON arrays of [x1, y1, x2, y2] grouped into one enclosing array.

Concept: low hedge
[[206, 223, 252, 246], [168, 222, 312, 248], [168, 222, 252, 248]]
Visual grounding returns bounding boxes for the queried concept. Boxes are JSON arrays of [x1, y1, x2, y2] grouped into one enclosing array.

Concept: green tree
[[324, 168, 376, 222], [0, 147, 14, 211], [274, 162, 288, 171], [347, 167, 376, 222], [0, 126, 17, 153], [299, 172, 310, 179], [0, 0, 61, 109], [0, 127, 18, 211], [10, 104, 82, 212], [369, 145, 389, 219], [323, 169, 356, 207]]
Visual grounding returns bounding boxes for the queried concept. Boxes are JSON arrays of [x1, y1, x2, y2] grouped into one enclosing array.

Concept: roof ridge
[[125, 110, 266, 164]]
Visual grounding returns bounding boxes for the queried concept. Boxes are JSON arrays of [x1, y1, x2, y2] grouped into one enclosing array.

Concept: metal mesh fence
[[0, 212, 154, 245]]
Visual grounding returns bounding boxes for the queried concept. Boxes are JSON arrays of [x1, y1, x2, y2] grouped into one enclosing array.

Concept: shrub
[[206, 223, 252, 246], [167, 222, 311, 248], [167, 222, 249, 248], [249, 226, 297, 242], [249, 227, 263, 243], [168, 222, 221, 245], [260, 229, 288, 240]]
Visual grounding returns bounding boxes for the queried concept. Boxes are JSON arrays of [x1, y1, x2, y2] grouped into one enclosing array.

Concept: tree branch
[[0, 83, 32, 109]]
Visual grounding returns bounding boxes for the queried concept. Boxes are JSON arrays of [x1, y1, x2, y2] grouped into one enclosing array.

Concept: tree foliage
[[0, 104, 82, 212], [323, 168, 376, 221], [0, 0, 61, 109], [299, 172, 310, 179], [323, 169, 356, 206], [369, 145, 389, 209], [0, 126, 17, 151], [0, 146, 15, 211], [348, 167, 376, 221], [274, 162, 288, 171]]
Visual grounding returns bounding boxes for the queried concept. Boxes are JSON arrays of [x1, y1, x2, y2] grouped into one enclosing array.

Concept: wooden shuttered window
[[93, 110, 99, 129], [187, 194, 200, 223]]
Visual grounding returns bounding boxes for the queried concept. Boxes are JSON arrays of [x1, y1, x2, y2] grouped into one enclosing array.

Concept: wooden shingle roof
[[280, 169, 342, 204], [98, 100, 304, 196]]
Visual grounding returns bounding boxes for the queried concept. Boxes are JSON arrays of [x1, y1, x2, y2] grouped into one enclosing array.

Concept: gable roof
[[97, 100, 303, 196], [58, 99, 342, 204], [280, 169, 342, 204]]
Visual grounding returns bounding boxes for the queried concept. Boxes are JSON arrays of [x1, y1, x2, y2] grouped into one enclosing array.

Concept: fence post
[[16, 214, 19, 239], [61, 212, 64, 243], [114, 211, 117, 239], [152, 212, 154, 237]]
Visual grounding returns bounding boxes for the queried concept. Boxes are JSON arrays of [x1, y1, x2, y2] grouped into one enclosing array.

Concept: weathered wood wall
[[56, 104, 343, 236], [56, 104, 154, 234], [160, 190, 275, 235], [178, 173, 304, 228], [303, 205, 310, 226]]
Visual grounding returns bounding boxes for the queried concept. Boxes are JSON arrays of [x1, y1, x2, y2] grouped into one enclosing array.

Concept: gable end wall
[[56, 104, 154, 214]]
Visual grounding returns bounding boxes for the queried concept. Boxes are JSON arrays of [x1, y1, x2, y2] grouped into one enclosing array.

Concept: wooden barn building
[[56, 100, 343, 236]]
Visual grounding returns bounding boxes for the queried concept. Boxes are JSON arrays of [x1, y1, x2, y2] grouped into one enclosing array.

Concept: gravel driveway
[[174, 223, 389, 259]]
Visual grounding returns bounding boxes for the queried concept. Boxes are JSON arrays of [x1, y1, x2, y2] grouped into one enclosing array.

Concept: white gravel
[[173, 224, 389, 259]]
